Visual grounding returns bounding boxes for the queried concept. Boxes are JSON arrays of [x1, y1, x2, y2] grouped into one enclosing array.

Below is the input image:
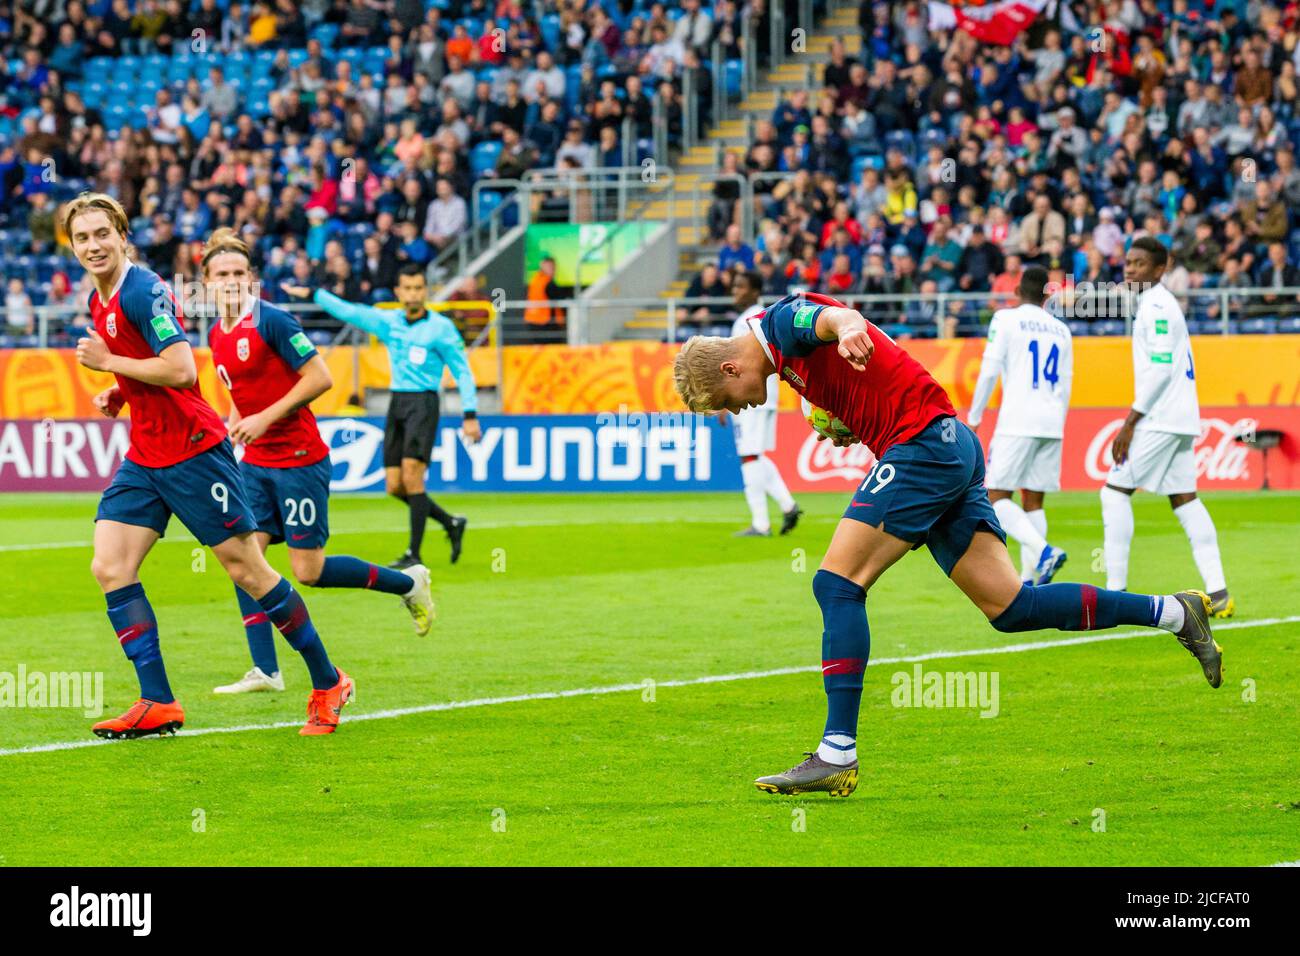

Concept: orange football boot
[[92, 698, 185, 739], [300, 668, 354, 735]]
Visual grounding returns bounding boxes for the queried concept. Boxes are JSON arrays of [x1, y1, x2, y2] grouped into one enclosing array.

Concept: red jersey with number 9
[[90, 262, 226, 467], [751, 291, 956, 458]]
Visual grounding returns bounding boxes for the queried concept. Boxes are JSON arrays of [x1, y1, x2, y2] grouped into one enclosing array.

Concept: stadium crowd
[[689, 0, 1300, 337], [0, 0, 1299, 346], [0, 0, 743, 343]]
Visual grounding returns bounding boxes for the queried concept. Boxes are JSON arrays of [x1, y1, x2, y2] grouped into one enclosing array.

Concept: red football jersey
[[90, 262, 226, 468], [752, 292, 955, 458], [209, 302, 329, 468]]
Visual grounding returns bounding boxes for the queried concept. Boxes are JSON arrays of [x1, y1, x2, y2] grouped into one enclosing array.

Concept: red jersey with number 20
[[752, 292, 955, 458], [208, 301, 329, 468], [90, 262, 226, 467]]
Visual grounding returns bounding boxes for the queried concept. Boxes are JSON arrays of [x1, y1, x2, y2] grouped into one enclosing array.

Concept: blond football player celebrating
[[968, 266, 1073, 584], [1102, 237, 1233, 617]]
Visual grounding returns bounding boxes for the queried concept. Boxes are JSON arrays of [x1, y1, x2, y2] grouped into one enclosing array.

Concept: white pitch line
[[2, 614, 1294, 758], [0, 514, 792, 554]]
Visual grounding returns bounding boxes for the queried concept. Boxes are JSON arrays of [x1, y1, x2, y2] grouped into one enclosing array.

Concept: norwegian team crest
[[105, 312, 117, 337], [236, 337, 250, 361], [782, 366, 805, 388]]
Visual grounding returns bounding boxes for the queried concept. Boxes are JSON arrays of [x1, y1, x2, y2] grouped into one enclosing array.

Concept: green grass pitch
[[1, 490, 1297, 866]]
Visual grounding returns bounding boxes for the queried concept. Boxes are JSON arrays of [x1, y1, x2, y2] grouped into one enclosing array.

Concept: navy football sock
[[314, 555, 413, 595], [425, 495, 455, 531], [234, 585, 279, 675], [814, 569, 870, 751], [257, 577, 337, 690], [106, 582, 174, 704], [407, 494, 430, 556], [990, 583, 1161, 633]]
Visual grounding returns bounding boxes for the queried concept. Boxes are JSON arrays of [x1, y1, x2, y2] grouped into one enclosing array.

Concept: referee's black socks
[[408, 494, 431, 557]]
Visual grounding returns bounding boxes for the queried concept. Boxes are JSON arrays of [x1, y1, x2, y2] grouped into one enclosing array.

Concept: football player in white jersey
[[723, 270, 801, 536], [968, 266, 1074, 584], [1102, 237, 1233, 617]]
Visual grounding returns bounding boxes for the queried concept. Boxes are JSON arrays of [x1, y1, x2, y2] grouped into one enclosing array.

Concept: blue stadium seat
[[1279, 317, 1300, 333], [884, 129, 916, 164], [470, 140, 503, 178], [1240, 318, 1279, 334], [311, 23, 340, 47], [1092, 320, 1127, 336], [1067, 320, 1091, 336], [475, 188, 503, 221], [725, 60, 742, 98], [540, 13, 561, 52]]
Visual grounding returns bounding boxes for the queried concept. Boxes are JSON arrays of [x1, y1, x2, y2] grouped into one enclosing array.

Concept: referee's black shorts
[[383, 391, 440, 467]]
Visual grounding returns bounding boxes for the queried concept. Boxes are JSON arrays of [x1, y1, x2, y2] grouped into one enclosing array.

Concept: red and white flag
[[927, 0, 1050, 46]]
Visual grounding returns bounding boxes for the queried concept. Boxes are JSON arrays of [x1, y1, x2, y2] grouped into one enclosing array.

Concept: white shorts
[[1107, 430, 1198, 494], [985, 435, 1063, 492], [732, 406, 777, 457]]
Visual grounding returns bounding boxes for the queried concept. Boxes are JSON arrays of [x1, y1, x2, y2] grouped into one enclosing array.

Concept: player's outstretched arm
[[282, 284, 394, 338], [77, 330, 198, 388], [432, 321, 481, 443], [814, 306, 874, 370]]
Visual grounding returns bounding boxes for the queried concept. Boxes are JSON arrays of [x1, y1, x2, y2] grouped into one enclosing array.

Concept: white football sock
[[740, 460, 770, 533], [817, 734, 857, 765], [1023, 508, 1049, 579], [1156, 595, 1185, 632], [1173, 498, 1227, 594], [1100, 486, 1134, 591], [759, 456, 796, 513], [993, 498, 1048, 570]]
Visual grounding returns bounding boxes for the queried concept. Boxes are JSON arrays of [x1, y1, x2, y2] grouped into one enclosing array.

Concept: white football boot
[[213, 666, 285, 694], [401, 563, 436, 636]]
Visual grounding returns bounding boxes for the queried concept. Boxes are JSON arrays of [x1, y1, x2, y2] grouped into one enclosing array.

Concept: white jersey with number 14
[[979, 303, 1074, 438]]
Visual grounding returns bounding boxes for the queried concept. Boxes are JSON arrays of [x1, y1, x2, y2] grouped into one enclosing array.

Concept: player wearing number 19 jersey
[[69, 194, 353, 738], [203, 230, 435, 696], [967, 267, 1074, 586], [674, 290, 1225, 797]]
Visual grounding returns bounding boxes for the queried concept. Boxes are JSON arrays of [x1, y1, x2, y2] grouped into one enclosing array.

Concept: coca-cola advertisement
[[770, 408, 1300, 493]]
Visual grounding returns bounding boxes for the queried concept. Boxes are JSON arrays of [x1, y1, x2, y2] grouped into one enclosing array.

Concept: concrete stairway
[[617, 3, 864, 339]]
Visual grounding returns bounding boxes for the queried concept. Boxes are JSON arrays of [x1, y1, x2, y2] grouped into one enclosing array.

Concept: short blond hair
[[201, 227, 252, 275], [673, 335, 736, 412], [62, 191, 129, 239]]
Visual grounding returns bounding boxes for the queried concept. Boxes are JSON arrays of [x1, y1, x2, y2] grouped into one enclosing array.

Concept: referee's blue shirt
[[314, 289, 479, 411]]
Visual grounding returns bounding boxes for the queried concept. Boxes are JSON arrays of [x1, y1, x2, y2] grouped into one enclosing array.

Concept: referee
[[284, 263, 481, 568]]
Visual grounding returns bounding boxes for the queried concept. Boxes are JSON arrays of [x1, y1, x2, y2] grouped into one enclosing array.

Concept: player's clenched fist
[[837, 329, 874, 370], [77, 329, 115, 372], [92, 385, 124, 418]]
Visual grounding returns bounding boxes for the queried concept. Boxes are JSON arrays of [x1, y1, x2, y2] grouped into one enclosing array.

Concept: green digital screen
[[524, 222, 662, 287]]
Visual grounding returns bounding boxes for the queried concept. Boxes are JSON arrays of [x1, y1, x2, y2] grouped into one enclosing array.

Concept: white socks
[[1024, 509, 1048, 579], [1174, 498, 1227, 595], [993, 498, 1050, 576], [740, 456, 796, 533], [1100, 486, 1135, 590], [818, 734, 857, 765], [760, 456, 796, 514], [740, 460, 770, 533], [1156, 595, 1185, 632]]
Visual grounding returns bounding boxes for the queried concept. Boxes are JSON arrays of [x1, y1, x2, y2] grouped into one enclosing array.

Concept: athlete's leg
[[400, 457, 433, 558], [1020, 490, 1047, 580], [759, 455, 796, 513], [1170, 491, 1229, 603], [1100, 483, 1136, 590], [292, 544, 416, 595], [989, 487, 1048, 579], [812, 519, 915, 765], [950, 530, 1182, 632], [91, 520, 177, 705], [738, 454, 771, 533], [385, 466, 406, 502], [230, 531, 279, 679], [213, 533, 338, 690]]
